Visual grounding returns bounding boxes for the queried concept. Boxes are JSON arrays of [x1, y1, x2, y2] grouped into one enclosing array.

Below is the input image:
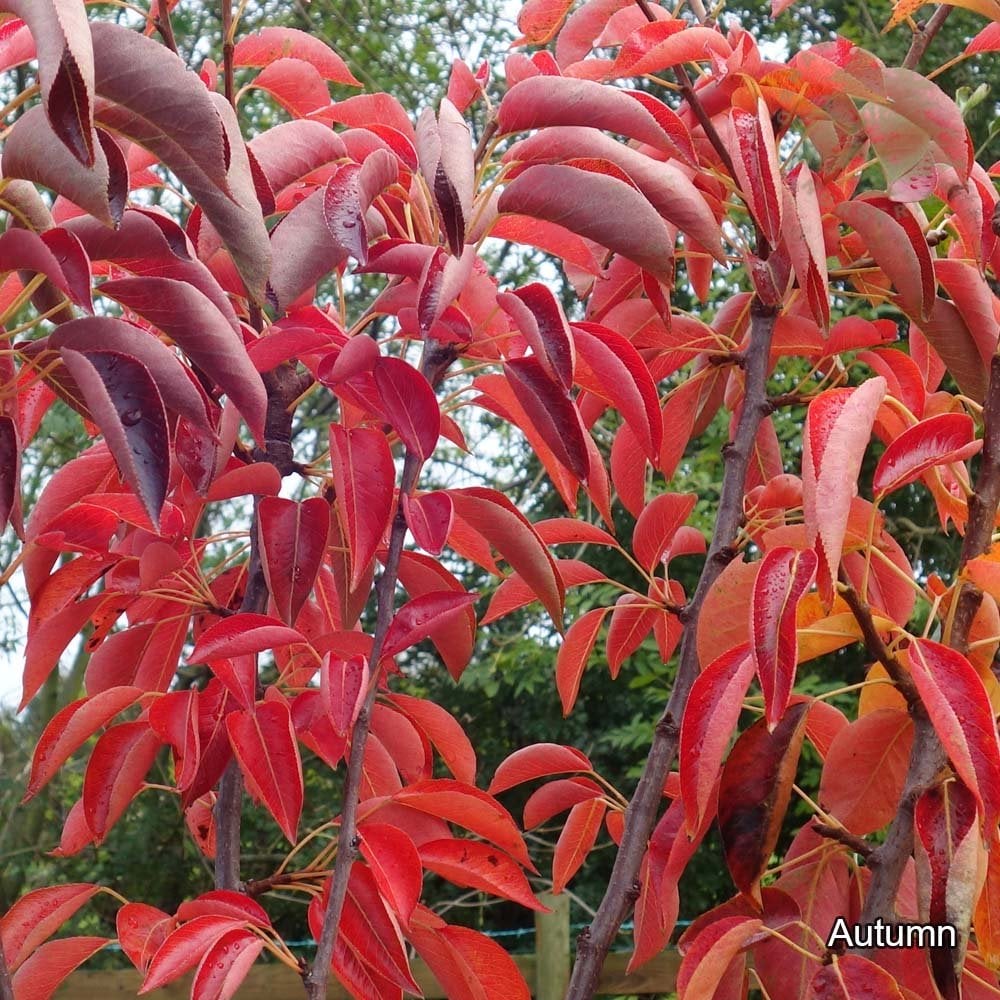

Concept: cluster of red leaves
[[1, 0, 1000, 999]]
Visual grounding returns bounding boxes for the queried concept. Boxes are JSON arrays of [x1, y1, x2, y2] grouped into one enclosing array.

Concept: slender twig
[[813, 822, 874, 859], [565, 299, 779, 1000], [838, 578, 920, 707], [0, 938, 15, 1000], [153, 1, 179, 54], [858, 352, 1000, 927], [221, 0, 236, 107], [303, 341, 456, 1000], [214, 364, 301, 892], [902, 5, 953, 71]]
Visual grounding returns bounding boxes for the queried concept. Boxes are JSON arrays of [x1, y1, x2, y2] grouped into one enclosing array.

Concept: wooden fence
[[58, 895, 680, 999]]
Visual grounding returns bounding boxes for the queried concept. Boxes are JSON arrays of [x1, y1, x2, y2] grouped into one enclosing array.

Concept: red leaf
[[499, 282, 575, 390], [489, 214, 601, 274], [402, 491, 454, 556], [173, 892, 267, 929], [449, 487, 565, 626], [257, 496, 330, 625], [10, 936, 109, 1000], [419, 838, 547, 910], [51, 317, 211, 431], [320, 654, 367, 736], [83, 722, 160, 840], [907, 638, 1000, 830], [0, 883, 99, 972], [504, 356, 590, 480], [750, 546, 817, 728], [59, 350, 169, 530], [0, 416, 19, 538], [489, 743, 592, 794], [632, 493, 697, 572], [116, 903, 174, 974], [498, 163, 675, 282], [249, 57, 330, 117], [718, 703, 809, 897], [606, 594, 656, 678], [395, 779, 533, 869], [873, 413, 981, 498], [7, 1, 94, 165], [836, 198, 934, 323], [911, 297, 990, 403], [234, 27, 360, 84], [190, 928, 264, 1000], [359, 822, 423, 925], [556, 606, 611, 715], [383, 591, 479, 659], [191, 614, 306, 662], [498, 76, 693, 158], [99, 277, 267, 443], [408, 909, 531, 1000], [730, 99, 783, 248], [25, 686, 143, 799], [676, 916, 762, 1000], [330, 424, 395, 590], [572, 322, 662, 461], [516, 0, 574, 43], [386, 692, 477, 784], [802, 379, 886, 597], [914, 779, 981, 999], [680, 645, 754, 836], [226, 701, 304, 842], [819, 709, 914, 835], [553, 797, 607, 893], [140, 916, 245, 993], [523, 777, 603, 829], [374, 357, 440, 460], [811, 954, 908, 999], [609, 21, 732, 77], [267, 151, 396, 310]]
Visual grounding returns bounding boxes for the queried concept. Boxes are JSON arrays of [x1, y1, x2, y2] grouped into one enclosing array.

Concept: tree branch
[[858, 352, 1000, 926], [0, 936, 15, 1000], [153, 1, 179, 54], [838, 577, 920, 708], [221, 0, 236, 107], [565, 299, 779, 1000], [214, 364, 301, 892], [902, 5, 952, 71], [304, 340, 456, 1000]]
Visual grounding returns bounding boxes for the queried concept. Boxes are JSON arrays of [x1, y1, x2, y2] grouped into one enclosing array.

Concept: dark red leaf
[[718, 703, 809, 897], [59, 350, 169, 531], [257, 496, 330, 625]]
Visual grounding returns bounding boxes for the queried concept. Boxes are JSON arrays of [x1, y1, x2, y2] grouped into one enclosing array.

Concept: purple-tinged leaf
[[60, 350, 169, 530]]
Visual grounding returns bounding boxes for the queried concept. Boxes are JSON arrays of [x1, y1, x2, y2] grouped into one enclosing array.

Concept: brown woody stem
[[214, 364, 301, 892], [838, 578, 920, 708], [813, 822, 874, 859], [304, 341, 455, 1000], [221, 0, 236, 107], [902, 5, 953, 71], [859, 352, 1000, 926], [154, 2, 179, 54], [0, 936, 14, 1000], [565, 300, 778, 1000]]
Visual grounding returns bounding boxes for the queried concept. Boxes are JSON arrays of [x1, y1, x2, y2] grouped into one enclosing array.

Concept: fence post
[[534, 892, 570, 1000]]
